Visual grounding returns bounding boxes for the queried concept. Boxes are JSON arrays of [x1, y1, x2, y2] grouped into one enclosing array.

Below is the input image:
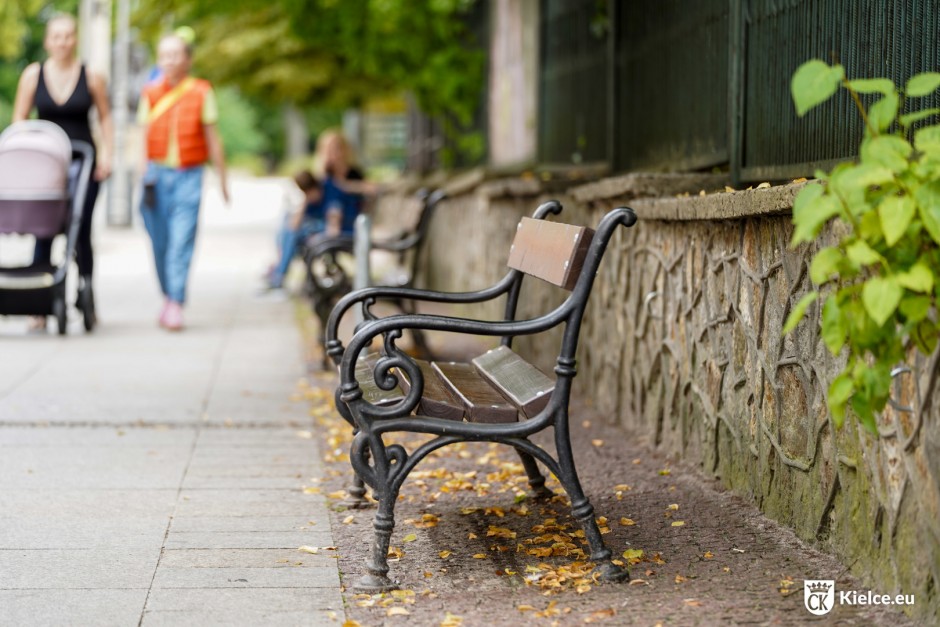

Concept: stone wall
[[377, 172, 940, 620]]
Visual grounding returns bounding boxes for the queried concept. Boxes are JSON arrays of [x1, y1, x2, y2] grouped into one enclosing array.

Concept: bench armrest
[[325, 272, 519, 363]]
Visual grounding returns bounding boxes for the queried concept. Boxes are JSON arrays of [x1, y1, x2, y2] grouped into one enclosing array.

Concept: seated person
[[268, 170, 325, 289]]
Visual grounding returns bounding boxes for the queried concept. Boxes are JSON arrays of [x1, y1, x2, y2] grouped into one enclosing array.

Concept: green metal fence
[[538, 0, 940, 182]]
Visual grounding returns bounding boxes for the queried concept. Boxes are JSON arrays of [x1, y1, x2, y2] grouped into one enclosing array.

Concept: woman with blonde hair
[[12, 12, 113, 330], [312, 129, 367, 236]]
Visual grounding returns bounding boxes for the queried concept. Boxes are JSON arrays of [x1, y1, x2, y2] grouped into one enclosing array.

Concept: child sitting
[[267, 170, 331, 290]]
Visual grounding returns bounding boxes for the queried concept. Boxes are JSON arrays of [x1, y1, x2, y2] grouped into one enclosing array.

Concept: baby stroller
[[0, 120, 95, 334]]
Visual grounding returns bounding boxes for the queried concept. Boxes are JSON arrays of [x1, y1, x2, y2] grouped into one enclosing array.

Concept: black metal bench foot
[[594, 560, 630, 583], [353, 573, 398, 593], [516, 448, 553, 499], [341, 476, 373, 509]]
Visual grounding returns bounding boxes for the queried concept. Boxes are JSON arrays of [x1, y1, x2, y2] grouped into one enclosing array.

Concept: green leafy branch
[[785, 60, 940, 433]]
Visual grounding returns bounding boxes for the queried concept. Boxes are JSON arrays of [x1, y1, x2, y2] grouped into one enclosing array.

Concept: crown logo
[[808, 582, 831, 593]]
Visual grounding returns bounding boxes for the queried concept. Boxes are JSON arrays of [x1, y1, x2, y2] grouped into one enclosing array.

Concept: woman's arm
[[12, 63, 40, 123], [88, 70, 114, 180], [204, 124, 229, 203]]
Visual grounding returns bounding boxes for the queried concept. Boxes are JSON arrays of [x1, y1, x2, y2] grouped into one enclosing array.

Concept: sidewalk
[[0, 177, 344, 626]]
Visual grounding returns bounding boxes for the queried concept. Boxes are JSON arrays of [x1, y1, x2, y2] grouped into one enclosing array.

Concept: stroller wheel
[[53, 296, 67, 335], [78, 280, 96, 332]]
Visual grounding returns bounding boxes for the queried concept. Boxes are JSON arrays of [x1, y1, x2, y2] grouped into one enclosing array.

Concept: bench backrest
[[506, 217, 595, 291]]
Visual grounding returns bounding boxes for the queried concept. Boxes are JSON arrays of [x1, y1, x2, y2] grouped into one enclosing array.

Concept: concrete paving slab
[[172, 489, 322, 518], [163, 531, 336, 551], [0, 489, 179, 518], [0, 589, 149, 627], [0, 548, 159, 588], [142, 587, 342, 614], [0, 517, 170, 549], [151, 565, 339, 589], [141, 608, 339, 627], [0, 446, 193, 490], [167, 516, 329, 534]]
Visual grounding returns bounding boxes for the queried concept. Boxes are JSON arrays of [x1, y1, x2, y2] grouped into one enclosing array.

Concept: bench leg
[[554, 423, 630, 583], [515, 448, 553, 499], [354, 487, 400, 592]]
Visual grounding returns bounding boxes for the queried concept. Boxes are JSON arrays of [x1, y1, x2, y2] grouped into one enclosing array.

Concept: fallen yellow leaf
[[403, 533, 417, 542], [297, 546, 319, 554], [441, 612, 463, 626], [342, 515, 354, 524], [667, 504, 679, 511], [517, 605, 536, 612], [584, 608, 616, 622], [302, 486, 321, 494], [472, 553, 487, 559], [671, 521, 685, 527], [619, 518, 635, 526], [387, 607, 410, 617], [591, 439, 604, 447], [439, 550, 452, 559], [704, 551, 714, 559]]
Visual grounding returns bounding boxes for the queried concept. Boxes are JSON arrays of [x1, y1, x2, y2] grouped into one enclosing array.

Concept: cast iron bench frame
[[302, 189, 446, 364], [324, 201, 637, 592]]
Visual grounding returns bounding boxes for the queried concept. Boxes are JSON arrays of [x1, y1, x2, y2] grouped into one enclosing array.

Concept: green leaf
[[791, 60, 845, 116], [878, 195, 916, 246], [830, 163, 894, 202], [810, 247, 842, 284], [900, 294, 931, 322], [896, 261, 934, 293], [861, 135, 912, 172], [851, 395, 879, 435], [915, 180, 940, 245], [791, 193, 841, 245], [899, 108, 940, 127], [821, 297, 847, 354], [905, 72, 940, 97], [914, 126, 940, 155], [868, 93, 899, 132], [827, 373, 854, 428], [912, 319, 939, 354], [862, 276, 902, 326], [783, 292, 818, 334], [848, 78, 895, 94], [846, 240, 883, 266]]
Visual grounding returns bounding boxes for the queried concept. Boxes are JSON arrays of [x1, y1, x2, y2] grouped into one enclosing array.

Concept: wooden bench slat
[[431, 361, 518, 423], [355, 355, 404, 407], [398, 359, 465, 421], [506, 217, 595, 290], [471, 346, 554, 419]]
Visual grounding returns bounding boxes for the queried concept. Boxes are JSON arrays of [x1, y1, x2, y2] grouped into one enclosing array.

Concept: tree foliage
[[133, 0, 485, 123], [786, 60, 940, 433]]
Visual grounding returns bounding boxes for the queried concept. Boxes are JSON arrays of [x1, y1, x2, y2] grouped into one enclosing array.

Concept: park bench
[[302, 189, 445, 366], [324, 200, 638, 592]]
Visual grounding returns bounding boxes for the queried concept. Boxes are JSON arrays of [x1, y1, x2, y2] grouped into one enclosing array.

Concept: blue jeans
[[140, 164, 203, 304], [270, 215, 324, 288]]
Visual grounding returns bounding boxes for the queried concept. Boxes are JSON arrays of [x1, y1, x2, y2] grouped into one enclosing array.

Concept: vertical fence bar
[[729, 0, 746, 186]]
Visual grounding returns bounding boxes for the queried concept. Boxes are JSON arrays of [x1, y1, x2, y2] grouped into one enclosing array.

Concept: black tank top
[[34, 63, 95, 151]]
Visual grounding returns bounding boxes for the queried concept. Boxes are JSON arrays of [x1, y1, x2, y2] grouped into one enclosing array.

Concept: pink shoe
[[158, 300, 170, 327], [163, 301, 183, 332]]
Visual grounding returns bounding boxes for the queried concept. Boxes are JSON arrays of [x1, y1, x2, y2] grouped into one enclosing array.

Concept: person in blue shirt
[[267, 170, 324, 289]]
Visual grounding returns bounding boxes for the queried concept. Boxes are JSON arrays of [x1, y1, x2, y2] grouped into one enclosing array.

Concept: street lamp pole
[[108, 0, 133, 227]]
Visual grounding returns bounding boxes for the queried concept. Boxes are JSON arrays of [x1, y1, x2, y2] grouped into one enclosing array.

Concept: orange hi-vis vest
[[143, 77, 211, 167]]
